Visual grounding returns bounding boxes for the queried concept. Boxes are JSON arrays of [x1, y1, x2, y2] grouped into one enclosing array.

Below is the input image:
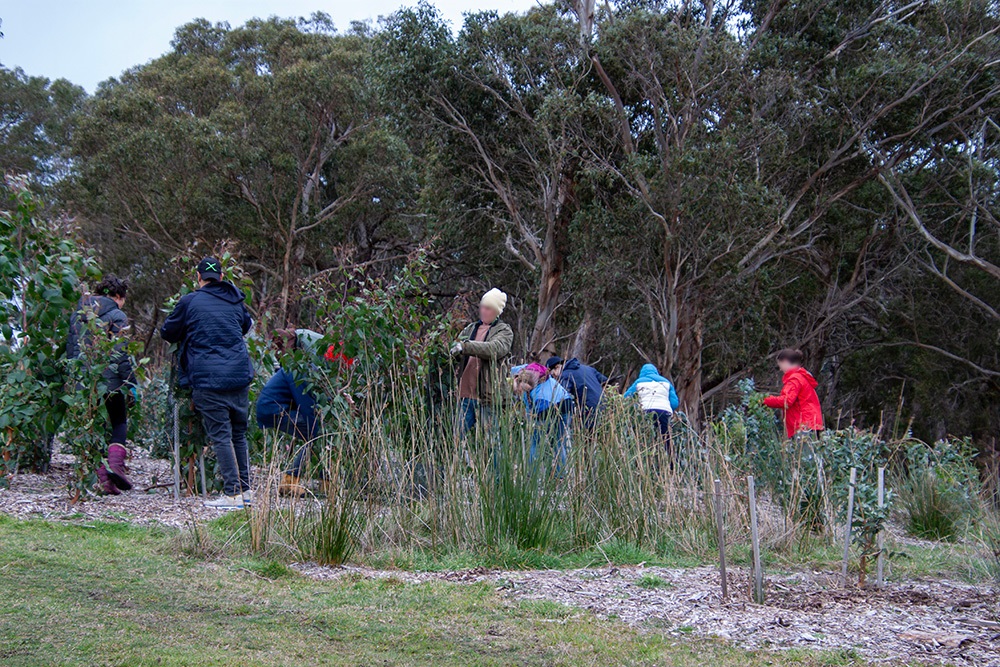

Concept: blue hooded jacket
[[558, 358, 607, 414], [624, 364, 680, 412], [160, 280, 254, 391], [527, 377, 574, 415], [255, 368, 318, 438]]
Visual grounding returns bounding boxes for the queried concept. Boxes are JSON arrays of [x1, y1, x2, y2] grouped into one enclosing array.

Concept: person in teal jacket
[[624, 363, 680, 450]]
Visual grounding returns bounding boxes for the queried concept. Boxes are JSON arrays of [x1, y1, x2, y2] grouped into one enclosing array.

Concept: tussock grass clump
[[897, 437, 979, 543], [902, 471, 966, 541]]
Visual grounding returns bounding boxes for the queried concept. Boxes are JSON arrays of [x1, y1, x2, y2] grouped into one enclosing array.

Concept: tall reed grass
[[240, 366, 875, 569]]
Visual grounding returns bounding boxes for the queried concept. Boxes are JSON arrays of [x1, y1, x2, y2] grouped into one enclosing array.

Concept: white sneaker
[[241, 490, 254, 504], [205, 494, 246, 510]]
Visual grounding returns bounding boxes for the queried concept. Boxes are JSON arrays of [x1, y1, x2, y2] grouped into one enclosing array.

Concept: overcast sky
[[0, 0, 538, 92]]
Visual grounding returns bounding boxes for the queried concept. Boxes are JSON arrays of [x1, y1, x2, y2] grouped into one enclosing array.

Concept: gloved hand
[[450, 341, 464, 357], [126, 385, 138, 407]]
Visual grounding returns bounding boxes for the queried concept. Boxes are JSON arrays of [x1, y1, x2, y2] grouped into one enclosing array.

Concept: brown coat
[[457, 320, 513, 402]]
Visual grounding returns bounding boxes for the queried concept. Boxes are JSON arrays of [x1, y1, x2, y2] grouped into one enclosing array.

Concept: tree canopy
[[2, 0, 997, 446]]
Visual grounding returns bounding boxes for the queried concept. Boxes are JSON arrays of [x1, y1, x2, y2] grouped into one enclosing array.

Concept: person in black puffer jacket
[[68, 275, 136, 495], [161, 258, 255, 509]]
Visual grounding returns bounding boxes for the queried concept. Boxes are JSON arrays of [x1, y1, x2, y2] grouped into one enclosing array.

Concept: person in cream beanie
[[479, 288, 507, 317], [450, 288, 514, 434]]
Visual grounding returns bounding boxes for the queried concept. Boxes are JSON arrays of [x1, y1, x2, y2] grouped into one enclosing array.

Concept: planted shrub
[[0, 180, 98, 477], [817, 429, 892, 585]]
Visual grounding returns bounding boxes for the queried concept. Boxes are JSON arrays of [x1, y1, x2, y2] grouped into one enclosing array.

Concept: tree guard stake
[[877, 466, 885, 587], [199, 448, 208, 499], [714, 478, 728, 600], [748, 475, 764, 604], [172, 399, 181, 501], [842, 467, 857, 586]]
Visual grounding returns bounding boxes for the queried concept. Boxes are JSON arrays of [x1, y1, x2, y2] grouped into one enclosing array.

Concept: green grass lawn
[[0, 515, 888, 667]]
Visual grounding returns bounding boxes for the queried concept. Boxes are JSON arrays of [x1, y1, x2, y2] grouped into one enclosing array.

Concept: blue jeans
[[193, 387, 251, 496], [459, 398, 492, 436], [258, 410, 319, 478], [529, 412, 570, 474]]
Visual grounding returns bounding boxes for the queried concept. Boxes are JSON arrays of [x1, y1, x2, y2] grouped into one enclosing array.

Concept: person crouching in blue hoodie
[[624, 364, 680, 453], [256, 328, 323, 497], [512, 363, 574, 473]]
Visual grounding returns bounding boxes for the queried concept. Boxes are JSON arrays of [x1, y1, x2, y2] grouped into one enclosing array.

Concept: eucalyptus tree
[[0, 66, 86, 188], [577, 0, 999, 416], [376, 4, 610, 358], [73, 15, 411, 328]]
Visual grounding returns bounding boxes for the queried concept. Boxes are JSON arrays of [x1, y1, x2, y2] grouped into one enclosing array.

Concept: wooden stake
[[842, 467, 857, 586], [748, 475, 764, 604], [172, 400, 181, 501], [876, 466, 885, 588], [199, 448, 208, 499], [713, 478, 728, 600]]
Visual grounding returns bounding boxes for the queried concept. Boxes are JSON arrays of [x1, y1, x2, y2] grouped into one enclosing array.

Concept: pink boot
[[96, 465, 121, 495], [106, 444, 132, 491]]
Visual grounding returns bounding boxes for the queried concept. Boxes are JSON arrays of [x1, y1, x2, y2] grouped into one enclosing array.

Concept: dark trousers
[[193, 386, 251, 496], [105, 391, 128, 446], [648, 409, 672, 452]]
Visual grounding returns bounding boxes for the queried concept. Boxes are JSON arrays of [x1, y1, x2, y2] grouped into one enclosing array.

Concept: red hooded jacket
[[763, 367, 824, 438]]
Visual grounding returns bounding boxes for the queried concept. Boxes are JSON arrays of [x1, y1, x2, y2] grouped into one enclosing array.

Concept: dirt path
[[293, 562, 1000, 666]]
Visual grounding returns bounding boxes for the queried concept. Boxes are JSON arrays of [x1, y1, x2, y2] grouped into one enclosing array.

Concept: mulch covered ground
[[2, 444, 998, 665], [294, 562, 1000, 666], [0, 444, 219, 526]]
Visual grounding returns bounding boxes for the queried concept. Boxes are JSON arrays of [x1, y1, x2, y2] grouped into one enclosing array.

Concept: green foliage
[[0, 66, 86, 186], [290, 249, 451, 460], [634, 574, 672, 590], [73, 16, 412, 326], [723, 380, 893, 583], [900, 438, 979, 541], [0, 180, 97, 476]]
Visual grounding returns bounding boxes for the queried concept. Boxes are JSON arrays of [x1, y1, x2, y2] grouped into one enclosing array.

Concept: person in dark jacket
[[545, 356, 607, 428], [257, 329, 354, 497], [68, 276, 135, 495], [161, 258, 254, 509]]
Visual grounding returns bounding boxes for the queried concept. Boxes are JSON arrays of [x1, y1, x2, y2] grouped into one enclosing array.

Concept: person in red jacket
[[763, 349, 824, 438]]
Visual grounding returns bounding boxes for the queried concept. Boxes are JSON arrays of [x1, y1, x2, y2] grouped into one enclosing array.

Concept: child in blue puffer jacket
[[624, 363, 680, 452], [512, 363, 574, 472]]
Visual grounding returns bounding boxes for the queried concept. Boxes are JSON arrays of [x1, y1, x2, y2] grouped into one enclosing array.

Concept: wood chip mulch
[[292, 562, 1000, 666]]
